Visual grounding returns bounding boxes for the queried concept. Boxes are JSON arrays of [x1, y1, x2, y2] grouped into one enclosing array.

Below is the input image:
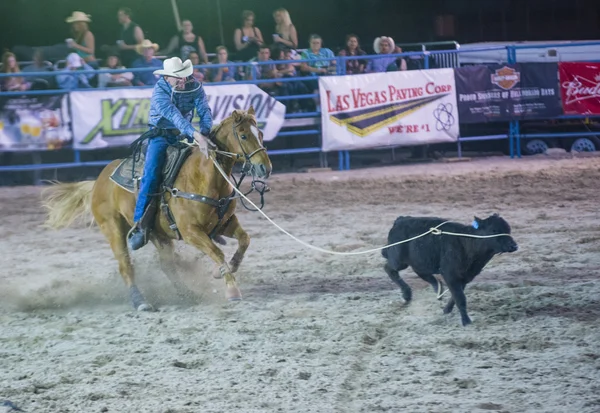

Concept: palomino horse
[[42, 107, 272, 310]]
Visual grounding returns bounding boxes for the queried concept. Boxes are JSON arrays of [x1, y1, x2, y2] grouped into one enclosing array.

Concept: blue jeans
[[133, 135, 175, 222]]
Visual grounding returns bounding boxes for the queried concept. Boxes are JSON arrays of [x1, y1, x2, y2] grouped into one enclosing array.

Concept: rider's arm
[[194, 87, 213, 137], [151, 86, 196, 137]]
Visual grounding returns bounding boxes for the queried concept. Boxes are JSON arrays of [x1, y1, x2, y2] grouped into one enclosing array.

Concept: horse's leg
[[220, 215, 249, 274], [150, 235, 196, 299], [182, 226, 242, 301], [98, 214, 153, 311]]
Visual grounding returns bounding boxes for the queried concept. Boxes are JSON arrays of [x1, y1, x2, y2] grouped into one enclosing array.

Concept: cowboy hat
[[135, 39, 159, 55], [66, 11, 91, 23], [373, 36, 395, 54], [153, 57, 193, 78]]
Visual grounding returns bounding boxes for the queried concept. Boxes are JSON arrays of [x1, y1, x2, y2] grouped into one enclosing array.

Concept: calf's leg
[[384, 263, 412, 302], [442, 275, 471, 326], [415, 272, 446, 299]]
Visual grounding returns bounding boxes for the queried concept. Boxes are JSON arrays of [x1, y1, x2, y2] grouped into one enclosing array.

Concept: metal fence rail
[[1, 41, 600, 176]]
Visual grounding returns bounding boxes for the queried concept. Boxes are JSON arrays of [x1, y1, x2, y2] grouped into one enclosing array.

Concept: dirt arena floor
[[1, 155, 599, 413]]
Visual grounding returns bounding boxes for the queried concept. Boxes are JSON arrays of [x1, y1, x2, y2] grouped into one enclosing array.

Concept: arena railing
[[1, 42, 600, 177]]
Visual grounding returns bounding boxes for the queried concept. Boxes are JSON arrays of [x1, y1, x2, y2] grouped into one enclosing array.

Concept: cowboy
[[128, 56, 214, 250]]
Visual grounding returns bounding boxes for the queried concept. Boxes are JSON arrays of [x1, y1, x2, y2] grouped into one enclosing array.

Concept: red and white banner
[[318, 69, 459, 152], [558, 62, 600, 115]]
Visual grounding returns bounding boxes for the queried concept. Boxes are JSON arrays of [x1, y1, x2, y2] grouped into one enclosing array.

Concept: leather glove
[[193, 131, 215, 158]]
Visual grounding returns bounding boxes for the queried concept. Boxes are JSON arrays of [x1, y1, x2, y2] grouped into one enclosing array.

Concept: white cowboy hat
[[135, 39, 160, 55], [66, 11, 91, 23], [153, 57, 193, 78], [373, 36, 395, 54]]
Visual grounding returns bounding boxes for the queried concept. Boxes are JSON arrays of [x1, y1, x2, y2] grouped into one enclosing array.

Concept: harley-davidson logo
[[491, 66, 521, 90]]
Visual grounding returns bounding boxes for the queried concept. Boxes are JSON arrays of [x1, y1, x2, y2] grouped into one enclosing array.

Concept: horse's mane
[[210, 109, 257, 138]]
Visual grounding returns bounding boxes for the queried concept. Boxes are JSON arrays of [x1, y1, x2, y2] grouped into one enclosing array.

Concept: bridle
[[209, 117, 269, 211]]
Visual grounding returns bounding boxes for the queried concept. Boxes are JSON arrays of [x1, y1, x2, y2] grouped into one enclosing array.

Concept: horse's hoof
[[226, 286, 242, 301], [137, 303, 154, 312]]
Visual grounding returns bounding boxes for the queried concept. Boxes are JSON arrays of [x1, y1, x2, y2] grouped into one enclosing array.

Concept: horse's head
[[212, 106, 272, 179]]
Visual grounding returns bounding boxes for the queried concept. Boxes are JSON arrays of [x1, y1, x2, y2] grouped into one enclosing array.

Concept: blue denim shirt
[[148, 76, 213, 138]]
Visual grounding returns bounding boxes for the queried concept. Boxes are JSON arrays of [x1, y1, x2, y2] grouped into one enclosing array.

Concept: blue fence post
[[509, 122, 515, 159], [344, 151, 350, 170], [515, 121, 522, 158], [338, 151, 344, 171], [424, 51, 430, 70]]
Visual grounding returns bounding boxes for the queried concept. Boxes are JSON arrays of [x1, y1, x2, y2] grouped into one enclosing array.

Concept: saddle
[[109, 140, 193, 194]]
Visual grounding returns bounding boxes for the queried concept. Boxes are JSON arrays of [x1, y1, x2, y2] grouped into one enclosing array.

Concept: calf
[[382, 213, 518, 326]]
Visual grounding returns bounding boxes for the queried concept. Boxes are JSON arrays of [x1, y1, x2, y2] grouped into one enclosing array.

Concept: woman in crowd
[[337, 34, 367, 75], [209, 46, 237, 82], [188, 51, 206, 83], [1, 51, 29, 92], [65, 11, 98, 68], [97, 52, 133, 88], [158, 19, 208, 63], [272, 8, 298, 50], [233, 10, 264, 61]]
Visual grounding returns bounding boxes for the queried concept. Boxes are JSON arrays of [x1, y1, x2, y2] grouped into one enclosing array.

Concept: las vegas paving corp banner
[[319, 68, 459, 152], [558, 62, 600, 115], [454, 63, 562, 123], [70, 83, 286, 150]]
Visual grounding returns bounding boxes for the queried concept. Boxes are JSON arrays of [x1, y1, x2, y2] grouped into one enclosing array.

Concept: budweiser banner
[[0, 93, 71, 151], [454, 63, 562, 123], [558, 62, 600, 115], [71, 84, 286, 150], [319, 69, 459, 152]]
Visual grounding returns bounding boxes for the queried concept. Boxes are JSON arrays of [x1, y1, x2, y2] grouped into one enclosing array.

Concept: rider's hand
[[193, 131, 215, 158]]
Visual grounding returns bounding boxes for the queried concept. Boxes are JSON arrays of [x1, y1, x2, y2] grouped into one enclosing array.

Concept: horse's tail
[[42, 180, 96, 229]]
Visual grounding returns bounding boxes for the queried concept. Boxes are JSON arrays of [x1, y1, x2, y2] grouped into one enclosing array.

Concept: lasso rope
[[205, 150, 511, 256]]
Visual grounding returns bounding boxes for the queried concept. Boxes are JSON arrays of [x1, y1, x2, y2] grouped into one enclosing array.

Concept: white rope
[[206, 152, 511, 256]]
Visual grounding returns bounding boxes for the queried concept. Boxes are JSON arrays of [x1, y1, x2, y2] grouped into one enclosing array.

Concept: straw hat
[[153, 57, 193, 78], [66, 11, 91, 23], [373, 36, 395, 54], [135, 39, 160, 55]]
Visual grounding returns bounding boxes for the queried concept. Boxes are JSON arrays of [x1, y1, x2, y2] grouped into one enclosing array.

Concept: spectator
[[209, 46, 237, 82], [234, 10, 264, 62], [159, 19, 208, 63], [273, 46, 310, 112], [65, 11, 98, 68], [55, 53, 94, 89], [366, 36, 406, 73], [247, 45, 277, 94], [131, 40, 162, 86], [188, 51, 206, 83], [22, 49, 53, 90], [300, 34, 336, 76], [300, 34, 335, 111], [1, 52, 29, 92], [117, 7, 145, 68], [272, 8, 298, 50], [97, 53, 133, 88], [338, 34, 367, 75]]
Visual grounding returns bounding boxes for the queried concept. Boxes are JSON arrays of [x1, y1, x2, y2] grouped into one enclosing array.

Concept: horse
[[42, 107, 272, 310]]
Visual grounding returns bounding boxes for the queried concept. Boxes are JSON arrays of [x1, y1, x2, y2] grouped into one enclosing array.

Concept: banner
[[454, 63, 562, 123], [71, 84, 286, 150], [558, 62, 600, 115], [319, 69, 459, 152], [0, 93, 70, 151]]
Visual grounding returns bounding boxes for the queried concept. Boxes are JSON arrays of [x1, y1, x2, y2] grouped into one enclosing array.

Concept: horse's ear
[[232, 109, 243, 123], [247, 105, 255, 116]]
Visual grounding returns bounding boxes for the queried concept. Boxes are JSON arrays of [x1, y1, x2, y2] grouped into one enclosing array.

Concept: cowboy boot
[[128, 197, 159, 250]]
